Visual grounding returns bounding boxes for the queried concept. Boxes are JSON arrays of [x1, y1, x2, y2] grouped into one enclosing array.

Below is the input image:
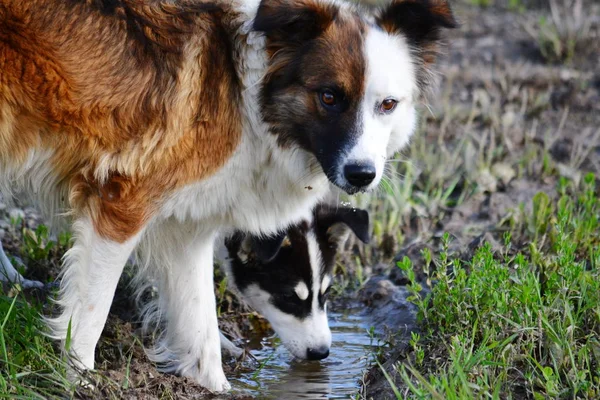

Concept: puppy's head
[[254, 0, 456, 194], [224, 206, 369, 360]]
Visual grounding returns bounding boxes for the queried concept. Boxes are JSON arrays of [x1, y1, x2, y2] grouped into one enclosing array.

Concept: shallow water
[[228, 307, 376, 399]]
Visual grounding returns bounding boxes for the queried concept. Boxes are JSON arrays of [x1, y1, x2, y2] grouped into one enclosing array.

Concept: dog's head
[[254, 0, 456, 194], [223, 205, 369, 360]]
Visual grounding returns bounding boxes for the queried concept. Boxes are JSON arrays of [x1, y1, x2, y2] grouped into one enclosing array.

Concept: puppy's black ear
[[316, 206, 370, 245], [250, 232, 287, 263], [253, 0, 338, 45]]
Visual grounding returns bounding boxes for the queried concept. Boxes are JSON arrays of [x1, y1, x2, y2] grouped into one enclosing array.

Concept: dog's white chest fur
[[162, 135, 330, 235]]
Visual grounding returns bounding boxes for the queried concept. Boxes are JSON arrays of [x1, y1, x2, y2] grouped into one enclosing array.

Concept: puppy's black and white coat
[[219, 205, 369, 360]]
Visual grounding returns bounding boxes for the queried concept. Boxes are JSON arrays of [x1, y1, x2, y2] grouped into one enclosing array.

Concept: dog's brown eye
[[380, 98, 398, 113], [320, 91, 336, 107]]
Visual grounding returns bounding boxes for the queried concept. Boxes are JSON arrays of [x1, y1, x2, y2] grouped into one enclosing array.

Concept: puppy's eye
[[282, 291, 298, 300], [320, 90, 337, 107], [379, 98, 398, 114]]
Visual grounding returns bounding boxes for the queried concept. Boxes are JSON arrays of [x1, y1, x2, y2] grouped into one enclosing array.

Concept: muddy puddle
[[225, 307, 377, 399]]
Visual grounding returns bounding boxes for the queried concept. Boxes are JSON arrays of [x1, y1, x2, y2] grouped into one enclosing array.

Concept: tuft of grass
[[390, 174, 600, 398], [524, 0, 597, 63], [0, 291, 74, 399]]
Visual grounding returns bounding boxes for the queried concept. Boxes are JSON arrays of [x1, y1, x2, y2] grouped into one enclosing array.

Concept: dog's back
[[1, 0, 243, 239]]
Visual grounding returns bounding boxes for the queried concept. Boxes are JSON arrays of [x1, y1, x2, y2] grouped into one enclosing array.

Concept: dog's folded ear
[[253, 0, 338, 45], [249, 232, 287, 263], [316, 205, 370, 246]]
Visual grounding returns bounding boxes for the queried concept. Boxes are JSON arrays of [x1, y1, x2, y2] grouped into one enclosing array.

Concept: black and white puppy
[[219, 205, 369, 360]]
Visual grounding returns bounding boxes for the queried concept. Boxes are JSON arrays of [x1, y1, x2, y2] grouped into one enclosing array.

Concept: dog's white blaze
[[343, 27, 418, 191], [321, 274, 331, 295], [295, 281, 310, 300]]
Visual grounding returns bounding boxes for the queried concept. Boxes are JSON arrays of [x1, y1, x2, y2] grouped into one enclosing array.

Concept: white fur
[[320, 274, 331, 295], [45, 217, 141, 371], [0, 148, 69, 229], [134, 220, 229, 392], [294, 281, 310, 301], [220, 331, 244, 358], [337, 28, 418, 191]]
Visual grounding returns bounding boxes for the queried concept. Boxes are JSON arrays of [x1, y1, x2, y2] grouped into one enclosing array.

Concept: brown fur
[[255, 3, 367, 152], [0, 0, 242, 242]]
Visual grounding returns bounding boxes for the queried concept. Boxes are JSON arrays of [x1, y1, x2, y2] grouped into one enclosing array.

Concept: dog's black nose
[[344, 163, 376, 188], [306, 346, 330, 360]]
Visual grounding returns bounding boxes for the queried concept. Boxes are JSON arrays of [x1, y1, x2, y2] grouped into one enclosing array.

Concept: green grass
[[523, 0, 596, 64], [383, 174, 600, 398], [0, 217, 76, 399], [0, 292, 73, 399]]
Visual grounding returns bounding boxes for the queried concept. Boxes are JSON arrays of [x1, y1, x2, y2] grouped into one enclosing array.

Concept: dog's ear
[[377, 0, 457, 45], [249, 232, 287, 263], [253, 0, 338, 45], [316, 206, 370, 246], [376, 0, 456, 71]]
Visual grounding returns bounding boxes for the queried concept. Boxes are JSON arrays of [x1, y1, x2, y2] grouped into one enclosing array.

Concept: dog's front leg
[[146, 224, 229, 392], [45, 216, 141, 373]]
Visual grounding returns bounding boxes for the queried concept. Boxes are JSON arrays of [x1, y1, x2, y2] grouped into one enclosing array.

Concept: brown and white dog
[[0, 0, 455, 392]]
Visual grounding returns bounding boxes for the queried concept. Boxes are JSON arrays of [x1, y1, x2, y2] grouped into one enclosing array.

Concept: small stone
[[476, 168, 497, 193], [557, 163, 581, 185], [8, 208, 25, 222], [501, 111, 516, 129], [492, 163, 516, 186]]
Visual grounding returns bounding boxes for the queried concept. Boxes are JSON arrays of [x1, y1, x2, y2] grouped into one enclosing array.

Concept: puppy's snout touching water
[[221, 205, 370, 360], [306, 345, 330, 361]]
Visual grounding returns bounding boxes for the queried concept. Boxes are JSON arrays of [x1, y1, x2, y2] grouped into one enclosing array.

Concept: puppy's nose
[[344, 162, 376, 188], [306, 346, 330, 360]]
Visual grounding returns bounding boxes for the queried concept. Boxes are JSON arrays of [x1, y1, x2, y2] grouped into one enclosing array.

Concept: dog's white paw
[[187, 365, 231, 393], [65, 362, 96, 390]]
